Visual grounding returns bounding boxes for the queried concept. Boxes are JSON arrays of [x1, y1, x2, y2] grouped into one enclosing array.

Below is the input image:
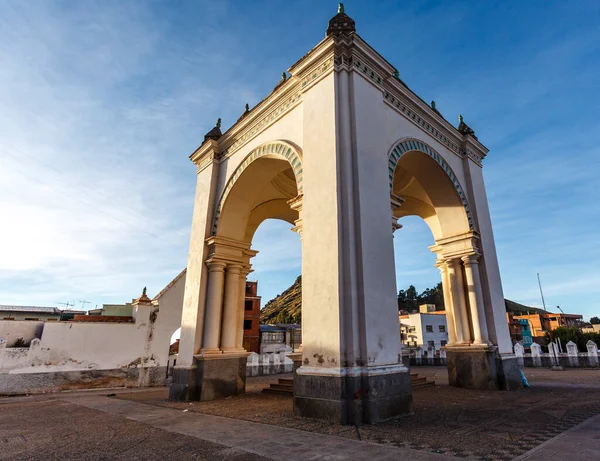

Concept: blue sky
[[0, 1, 599, 319]]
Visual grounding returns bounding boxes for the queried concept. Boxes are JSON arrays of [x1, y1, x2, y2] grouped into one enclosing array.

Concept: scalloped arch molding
[[388, 138, 474, 230], [213, 141, 303, 234]]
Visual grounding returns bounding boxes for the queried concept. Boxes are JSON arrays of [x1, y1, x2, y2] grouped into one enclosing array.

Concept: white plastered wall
[[0, 321, 44, 347]]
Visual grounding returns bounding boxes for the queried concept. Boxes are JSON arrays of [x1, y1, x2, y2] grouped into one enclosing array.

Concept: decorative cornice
[[220, 90, 303, 159], [463, 146, 483, 167], [383, 90, 462, 155], [332, 33, 489, 164]]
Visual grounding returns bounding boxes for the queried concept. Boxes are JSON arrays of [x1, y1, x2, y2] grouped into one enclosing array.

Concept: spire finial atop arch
[[327, 2, 355, 36]]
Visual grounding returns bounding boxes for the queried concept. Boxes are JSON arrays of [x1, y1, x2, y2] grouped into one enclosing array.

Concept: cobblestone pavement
[[514, 414, 600, 460], [117, 368, 600, 461], [0, 397, 270, 461], [2, 368, 600, 460]]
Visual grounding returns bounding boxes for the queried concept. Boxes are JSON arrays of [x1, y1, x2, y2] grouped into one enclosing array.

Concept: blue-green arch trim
[[212, 141, 303, 234], [388, 138, 474, 230]]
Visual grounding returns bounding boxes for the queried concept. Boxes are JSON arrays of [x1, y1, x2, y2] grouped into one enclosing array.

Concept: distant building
[[88, 303, 133, 317], [244, 281, 261, 353], [59, 310, 87, 321], [582, 324, 600, 334], [400, 304, 448, 351], [506, 313, 533, 346], [259, 324, 302, 354], [0, 305, 61, 322], [514, 312, 584, 342]]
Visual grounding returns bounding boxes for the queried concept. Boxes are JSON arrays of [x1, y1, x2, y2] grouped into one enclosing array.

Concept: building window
[[441, 340, 447, 347], [261, 332, 284, 344], [408, 326, 416, 333], [24, 318, 40, 321], [427, 340, 435, 349], [244, 300, 253, 311], [439, 325, 446, 333], [244, 320, 252, 330], [425, 325, 433, 333]]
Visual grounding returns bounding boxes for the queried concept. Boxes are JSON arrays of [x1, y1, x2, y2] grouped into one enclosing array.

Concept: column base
[[168, 353, 248, 402], [445, 346, 522, 390], [294, 365, 412, 425]]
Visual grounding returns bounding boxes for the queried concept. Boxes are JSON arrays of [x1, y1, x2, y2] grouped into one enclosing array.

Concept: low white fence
[[513, 340, 600, 368], [246, 351, 294, 376]]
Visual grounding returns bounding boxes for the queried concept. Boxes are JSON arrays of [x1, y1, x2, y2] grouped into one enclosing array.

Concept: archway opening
[[391, 147, 474, 360], [210, 145, 303, 356]]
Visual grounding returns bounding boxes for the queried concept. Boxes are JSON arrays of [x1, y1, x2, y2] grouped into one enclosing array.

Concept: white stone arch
[[387, 137, 474, 231], [212, 140, 303, 235]]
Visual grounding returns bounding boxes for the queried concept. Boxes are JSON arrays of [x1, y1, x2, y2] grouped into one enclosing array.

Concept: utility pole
[[537, 273, 547, 311]]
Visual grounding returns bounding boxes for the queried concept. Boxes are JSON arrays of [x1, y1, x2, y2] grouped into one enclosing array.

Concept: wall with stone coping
[[0, 276, 184, 395], [0, 320, 44, 347]]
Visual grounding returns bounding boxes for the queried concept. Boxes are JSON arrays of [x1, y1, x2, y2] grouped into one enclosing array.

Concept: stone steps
[[262, 373, 434, 396], [262, 378, 294, 396]]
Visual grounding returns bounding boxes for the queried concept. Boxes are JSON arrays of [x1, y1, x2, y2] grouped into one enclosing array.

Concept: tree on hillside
[[397, 283, 444, 313], [590, 316, 600, 324], [397, 285, 418, 312]]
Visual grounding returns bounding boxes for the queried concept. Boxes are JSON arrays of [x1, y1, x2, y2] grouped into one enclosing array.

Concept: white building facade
[[401, 313, 448, 351], [171, 5, 521, 425]]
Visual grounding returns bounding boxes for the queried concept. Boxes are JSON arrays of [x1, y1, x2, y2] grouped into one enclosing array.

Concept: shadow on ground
[[117, 368, 600, 461]]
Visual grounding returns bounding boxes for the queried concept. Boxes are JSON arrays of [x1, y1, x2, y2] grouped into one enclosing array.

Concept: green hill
[[504, 299, 547, 315], [260, 275, 302, 324], [260, 275, 545, 323]]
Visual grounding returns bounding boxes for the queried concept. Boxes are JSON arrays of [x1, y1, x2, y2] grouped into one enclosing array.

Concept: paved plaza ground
[[1, 367, 599, 460]]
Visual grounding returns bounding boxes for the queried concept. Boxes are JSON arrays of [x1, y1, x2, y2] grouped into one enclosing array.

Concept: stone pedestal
[[445, 347, 521, 390], [169, 353, 248, 402], [294, 365, 412, 425]]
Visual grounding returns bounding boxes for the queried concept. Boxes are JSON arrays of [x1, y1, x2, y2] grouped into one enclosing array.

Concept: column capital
[[226, 264, 243, 274], [206, 260, 227, 272], [434, 258, 447, 270], [446, 257, 463, 268], [461, 253, 480, 265]]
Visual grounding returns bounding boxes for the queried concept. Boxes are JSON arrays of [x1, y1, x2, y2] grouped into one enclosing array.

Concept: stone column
[[221, 264, 242, 352], [435, 258, 457, 345], [201, 261, 226, 354], [462, 254, 490, 345], [235, 268, 250, 350], [447, 258, 471, 344]]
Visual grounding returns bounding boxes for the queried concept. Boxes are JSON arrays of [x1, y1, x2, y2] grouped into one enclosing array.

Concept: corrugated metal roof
[[0, 305, 61, 314]]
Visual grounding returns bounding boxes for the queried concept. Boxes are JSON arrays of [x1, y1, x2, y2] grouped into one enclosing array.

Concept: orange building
[[243, 281, 261, 353], [513, 312, 583, 342]]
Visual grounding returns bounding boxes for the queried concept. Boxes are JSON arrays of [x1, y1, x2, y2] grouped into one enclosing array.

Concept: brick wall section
[[243, 281, 261, 353], [72, 315, 134, 323]]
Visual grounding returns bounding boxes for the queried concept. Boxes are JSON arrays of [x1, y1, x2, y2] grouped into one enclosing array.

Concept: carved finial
[[431, 101, 436, 110], [216, 118, 221, 129], [245, 103, 250, 112], [457, 114, 477, 139], [143, 287, 147, 296], [327, 2, 355, 36], [393, 70, 399, 78]]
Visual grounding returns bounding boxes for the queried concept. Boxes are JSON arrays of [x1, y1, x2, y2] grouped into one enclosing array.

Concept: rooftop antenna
[[78, 300, 90, 309], [536, 273, 547, 311], [56, 302, 73, 309]]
